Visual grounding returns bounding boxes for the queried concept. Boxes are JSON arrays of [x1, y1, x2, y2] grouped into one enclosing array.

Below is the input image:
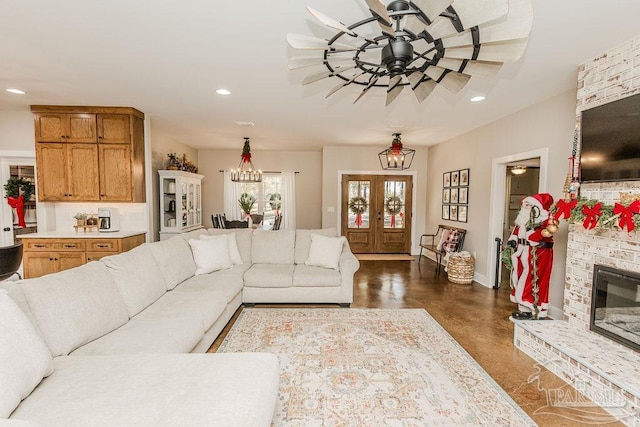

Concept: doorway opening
[[487, 148, 548, 288], [341, 174, 413, 254], [1, 156, 37, 247]]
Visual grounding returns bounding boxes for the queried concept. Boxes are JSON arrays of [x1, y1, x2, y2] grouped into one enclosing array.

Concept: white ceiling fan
[[287, 0, 533, 106]]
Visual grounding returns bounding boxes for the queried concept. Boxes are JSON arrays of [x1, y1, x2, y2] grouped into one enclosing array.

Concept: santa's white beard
[[514, 206, 531, 228]]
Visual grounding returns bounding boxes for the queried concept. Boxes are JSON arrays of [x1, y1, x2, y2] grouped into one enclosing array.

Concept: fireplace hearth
[[591, 264, 640, 353]]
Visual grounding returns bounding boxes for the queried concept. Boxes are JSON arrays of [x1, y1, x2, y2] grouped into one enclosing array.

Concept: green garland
[[3, 177, 34, 201], [553, 197, 640, 231], [348, 196, 368, 214], [385, 195, 403, 215]]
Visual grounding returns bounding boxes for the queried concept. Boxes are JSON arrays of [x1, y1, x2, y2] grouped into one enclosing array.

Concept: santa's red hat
[[524, 193, 554, 213]]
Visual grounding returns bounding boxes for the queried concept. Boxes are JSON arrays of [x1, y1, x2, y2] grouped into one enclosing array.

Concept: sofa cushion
[[0, 290, 54, 418], [294, 228, 338, 264], [305, 233, 346, 270], [70, 317, 204, 355], [21, 262, 129, 357], [0, 281, 43, 337], [200, 233, 242, 265], [293, 264, 342, 287], [188, 236, 233, 275], [251, 229, 295, 264], [9, 353, 279, 426], [175, 268, 246, 303], [148, 236, 196, 290], [102, 244, 167, 317], [208, 229, 253, 263], [134, 291, 226, 331], [179, 228, 209, 241], [244, 264, 294, 288]]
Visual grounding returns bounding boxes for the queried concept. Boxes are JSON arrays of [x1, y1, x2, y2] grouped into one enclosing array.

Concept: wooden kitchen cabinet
[[36, 143, 100, 201], [34, 113, 96, 143], [21, 234, 146, 278], [32, 106, 146, 202]]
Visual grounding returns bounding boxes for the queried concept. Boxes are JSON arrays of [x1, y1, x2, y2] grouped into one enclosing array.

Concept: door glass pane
[[347, 180, 370, 228], [384, 180, 406, 229]]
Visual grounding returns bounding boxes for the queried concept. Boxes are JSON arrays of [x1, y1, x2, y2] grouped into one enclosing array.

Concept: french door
[[341, 174, 412, 254]]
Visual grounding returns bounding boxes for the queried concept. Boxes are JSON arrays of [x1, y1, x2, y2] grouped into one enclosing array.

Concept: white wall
[[0, 109, 34, 151], [426, 90, 577, 317], [197, 149, 322, 229]]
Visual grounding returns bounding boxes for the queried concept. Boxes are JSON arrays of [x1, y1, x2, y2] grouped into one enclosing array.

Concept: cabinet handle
[[49, 257, 53, 261], [100, 194, 105, 197], [97, 244, 109, 248], [63, 244, 76, 248], [54, 258, 59, 261], [33, 244, 46, 248]]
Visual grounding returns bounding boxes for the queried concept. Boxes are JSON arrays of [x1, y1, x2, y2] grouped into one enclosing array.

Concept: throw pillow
[[189, 236, 233, 275], [305, 233, 345, 270], [442, 230, 460, 253], [436, 229, 451, 252], [0, 290, 54, 418], [200, 232, 243, 265]]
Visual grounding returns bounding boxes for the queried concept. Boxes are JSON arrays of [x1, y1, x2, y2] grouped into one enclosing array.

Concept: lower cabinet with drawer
[[21, 233, 145, 278]]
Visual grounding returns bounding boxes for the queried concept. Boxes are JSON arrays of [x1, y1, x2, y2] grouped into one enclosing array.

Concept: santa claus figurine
[[506, 193, 558, 320]]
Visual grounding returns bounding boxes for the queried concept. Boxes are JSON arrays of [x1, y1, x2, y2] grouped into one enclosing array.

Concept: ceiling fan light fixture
[[230, 137, 262, 183], [378, 133, 415, 170]]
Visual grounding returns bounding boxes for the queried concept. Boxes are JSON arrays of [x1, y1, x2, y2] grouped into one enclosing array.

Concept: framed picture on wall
[[450, 205, 458, 221], [459, 187, 468, 204], [443, 172, 451, 187], [459, 168, 469, 186], [443, 188, 450, 203], [442, 205, 450, 220], [451, 170, 460, 187], [450, 187, 459, 204], [458, 206, 468, 223]]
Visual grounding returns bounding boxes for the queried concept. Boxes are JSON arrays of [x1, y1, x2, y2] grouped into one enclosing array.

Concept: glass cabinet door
[[195, 182, 201, 226]]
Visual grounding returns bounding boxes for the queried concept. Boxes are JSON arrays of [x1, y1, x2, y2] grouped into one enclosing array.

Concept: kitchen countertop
[[18, 230, 147, 239]]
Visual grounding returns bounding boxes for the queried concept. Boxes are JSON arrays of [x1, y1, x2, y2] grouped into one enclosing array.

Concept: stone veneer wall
[[564, 34, 640, 329]]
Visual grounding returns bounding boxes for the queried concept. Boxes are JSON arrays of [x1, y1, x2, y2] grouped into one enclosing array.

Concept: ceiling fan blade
[[411, 0, 453, 21], [306, 6, 357, 37], [353, 76, 381, 104], [386, 76, 405, 105], [441, 0, 533, 48], [286, 33, 357, 51], [364, 0, 393, 26], [444, 38, 529, 62], [436, 58, 503, 78], [302, 66, 356, 85], [408, 72, 437, 103], [427, 0, 509, 40], [288, 55, 354, 70], [326, 71, 368, 98], [425, 66, 470, 93]]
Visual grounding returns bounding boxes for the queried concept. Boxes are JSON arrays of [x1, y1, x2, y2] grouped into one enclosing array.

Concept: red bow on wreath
[[581, 203, 602, 230], [614, 201, 640, 232], [554, 199, 577, 220], [7, 195, 26, 228]]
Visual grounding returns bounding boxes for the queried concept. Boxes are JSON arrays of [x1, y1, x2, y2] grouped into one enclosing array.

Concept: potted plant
[[74, 212, 88, 226], [238, 193, 256, 220]]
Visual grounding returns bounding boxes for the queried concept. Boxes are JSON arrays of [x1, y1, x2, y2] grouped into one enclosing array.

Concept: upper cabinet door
[[34, 113, 96, 143], [97, 114, 130, 144], [99, 144, 132, 201]]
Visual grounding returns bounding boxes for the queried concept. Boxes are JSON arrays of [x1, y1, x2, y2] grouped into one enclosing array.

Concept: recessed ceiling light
[[470, 96, 485, 102], [216, 88, 231, 96], [235, 121, 255, 127], [6, 88, 26, 95]]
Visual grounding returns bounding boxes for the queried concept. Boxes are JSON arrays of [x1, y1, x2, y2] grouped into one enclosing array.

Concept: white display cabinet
[[159, 170, 204, 240]]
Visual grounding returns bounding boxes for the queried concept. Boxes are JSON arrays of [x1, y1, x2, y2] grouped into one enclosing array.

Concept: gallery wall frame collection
[[442, 168, 469, 223]]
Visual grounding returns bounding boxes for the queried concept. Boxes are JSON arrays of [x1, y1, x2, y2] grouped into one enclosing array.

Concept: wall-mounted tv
[[580, 92, 640, 183]]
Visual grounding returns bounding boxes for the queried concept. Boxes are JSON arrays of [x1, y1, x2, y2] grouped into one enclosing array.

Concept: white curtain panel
[[281, 171, 296, 229], [223, 171, 243, 220]]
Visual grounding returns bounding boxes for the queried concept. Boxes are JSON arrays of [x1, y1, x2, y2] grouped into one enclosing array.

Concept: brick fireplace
[[512, 36, 640, 425]]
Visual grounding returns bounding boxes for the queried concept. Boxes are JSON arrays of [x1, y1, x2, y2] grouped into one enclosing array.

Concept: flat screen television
[[580, 92, 640, 182]]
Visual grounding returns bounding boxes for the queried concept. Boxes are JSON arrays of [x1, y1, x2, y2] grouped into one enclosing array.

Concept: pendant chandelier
[[378, 133, 415, 170], [230, 137, 262, 183]]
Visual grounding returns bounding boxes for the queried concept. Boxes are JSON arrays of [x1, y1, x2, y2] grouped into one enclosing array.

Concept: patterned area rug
[[218, 308, 534, 426]]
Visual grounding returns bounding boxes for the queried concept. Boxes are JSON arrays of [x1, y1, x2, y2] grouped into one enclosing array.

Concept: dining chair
[[0, 242, 23, 281]]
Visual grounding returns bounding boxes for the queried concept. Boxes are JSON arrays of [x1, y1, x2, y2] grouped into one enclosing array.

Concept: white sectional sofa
[[1, 227, 359, 426]]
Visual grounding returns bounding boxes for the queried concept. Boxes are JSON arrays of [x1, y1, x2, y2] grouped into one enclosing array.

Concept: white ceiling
[[1, 0, 640, 152]]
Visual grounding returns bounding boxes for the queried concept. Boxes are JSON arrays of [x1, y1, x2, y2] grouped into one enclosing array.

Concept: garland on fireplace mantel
[[551, 197, 640, 232]]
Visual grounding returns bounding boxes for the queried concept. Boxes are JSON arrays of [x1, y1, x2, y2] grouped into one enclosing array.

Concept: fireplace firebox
[[590, 264, 640, 353]]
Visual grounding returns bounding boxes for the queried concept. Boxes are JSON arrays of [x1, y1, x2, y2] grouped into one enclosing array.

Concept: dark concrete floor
[[211, 257, 623, 426]]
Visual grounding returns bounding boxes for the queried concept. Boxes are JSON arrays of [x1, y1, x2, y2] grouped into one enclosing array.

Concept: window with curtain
[[223, 172, 296, 229]]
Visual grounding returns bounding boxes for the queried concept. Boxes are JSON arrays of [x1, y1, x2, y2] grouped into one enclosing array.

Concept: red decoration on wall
[[7, 195, 26, 228], [554, 199, 578, 220], [581, 203, 601, 230], [614, 201, 640, 232]]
